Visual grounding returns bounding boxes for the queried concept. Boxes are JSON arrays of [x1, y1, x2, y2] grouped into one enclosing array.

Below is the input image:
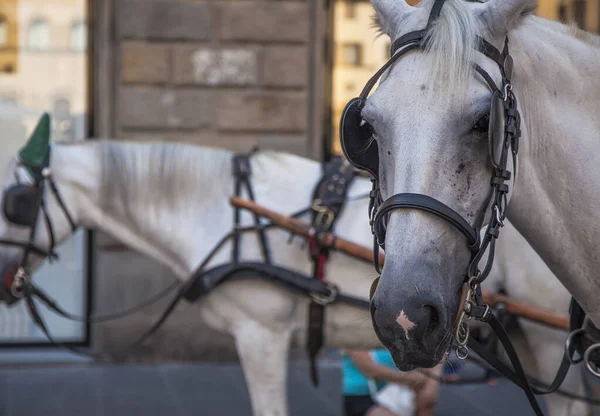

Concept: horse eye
[[472, 114, 489, 133]]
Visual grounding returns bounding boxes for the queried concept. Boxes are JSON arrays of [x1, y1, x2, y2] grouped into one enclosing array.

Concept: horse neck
[[51, 141, 235, 279], [507, 18, 600, 318], [51, 142, 374, 285]]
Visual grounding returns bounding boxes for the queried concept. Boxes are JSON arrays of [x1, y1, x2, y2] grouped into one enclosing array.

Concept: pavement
[[0, 353, 544, 416]]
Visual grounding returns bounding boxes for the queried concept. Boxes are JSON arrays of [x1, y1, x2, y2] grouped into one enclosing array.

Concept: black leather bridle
[[341, 0, 519, 331], [0, 159, 77, 302]]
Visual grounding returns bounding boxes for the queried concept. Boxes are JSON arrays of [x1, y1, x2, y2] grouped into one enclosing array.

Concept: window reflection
[[0, 0, 88, 343], [27, 18, 49, 51], [331, 0, 390, 154], [70, 20, 86, 52], [342, 43, 362, 66], [0, 15, 7, 47]]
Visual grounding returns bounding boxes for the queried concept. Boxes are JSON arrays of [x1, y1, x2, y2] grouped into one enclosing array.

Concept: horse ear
[[476, 0, 535, 36], [19, 113, 51, 171], [371, 0, 412, 35]]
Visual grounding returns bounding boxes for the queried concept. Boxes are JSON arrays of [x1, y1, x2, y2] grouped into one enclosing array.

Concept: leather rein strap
[[306, 157, 356, 386]]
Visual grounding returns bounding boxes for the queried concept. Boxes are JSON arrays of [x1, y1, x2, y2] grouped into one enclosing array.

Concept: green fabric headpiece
[[18, 113, 51, 176]]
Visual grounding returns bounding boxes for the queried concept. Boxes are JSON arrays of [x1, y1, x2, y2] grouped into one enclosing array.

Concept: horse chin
[[381, 333, 451, 371], [392, 346, 449, 371]]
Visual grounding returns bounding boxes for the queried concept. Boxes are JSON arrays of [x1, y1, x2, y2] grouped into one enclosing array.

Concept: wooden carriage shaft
[[230, 196, 570, 331]]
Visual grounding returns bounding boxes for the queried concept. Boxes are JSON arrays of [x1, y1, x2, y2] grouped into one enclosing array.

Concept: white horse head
[[361, 0, 599, 371], [0, 114, 78, 303]]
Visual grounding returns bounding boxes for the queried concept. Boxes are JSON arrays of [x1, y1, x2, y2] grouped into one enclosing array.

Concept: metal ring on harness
[[310, 284, 339, 306], [454, 277, 476, 351], [584, 343, 600, 377], [456, 344, 469, 360], [10, 267, 29, 299], [565, 328, 586, 364]]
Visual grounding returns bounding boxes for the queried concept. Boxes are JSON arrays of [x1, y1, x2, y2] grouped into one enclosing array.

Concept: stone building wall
[[115, 0, 313, 156], [91, 0, 329, 362]]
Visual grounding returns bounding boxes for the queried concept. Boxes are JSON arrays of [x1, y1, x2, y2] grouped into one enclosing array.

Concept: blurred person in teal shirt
[[341, 349, 443, 416]]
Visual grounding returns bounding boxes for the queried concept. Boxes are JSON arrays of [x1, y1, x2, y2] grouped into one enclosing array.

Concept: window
[[572, 0, 586, 29], [70, 20, 87, 52], [557, 3, 567, 22], [0, 15, 7, 47], [27, 18, 50, 51], [345, 1, 356, 19], [342, 43, 362, 66]]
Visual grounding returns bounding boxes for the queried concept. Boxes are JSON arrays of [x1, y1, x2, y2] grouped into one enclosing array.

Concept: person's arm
[[345, 350, 427, 387]]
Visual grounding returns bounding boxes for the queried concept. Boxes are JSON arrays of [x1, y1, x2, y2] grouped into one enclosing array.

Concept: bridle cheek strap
[[373, 193, 479, 251]]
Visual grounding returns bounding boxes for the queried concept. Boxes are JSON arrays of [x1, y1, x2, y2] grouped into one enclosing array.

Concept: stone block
[[121, 41, 169, 84], [120, 0, 211, 41], [173, 45, 257, 86], [120, 87, 214, 129], [217, 91, 307, 132], [220, 2, 309, 42], [262, 45, 307, 87]]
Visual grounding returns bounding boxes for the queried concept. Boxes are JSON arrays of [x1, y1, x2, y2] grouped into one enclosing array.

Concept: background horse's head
[[364, 0, 532, 369], [0, 114, 79, 304]]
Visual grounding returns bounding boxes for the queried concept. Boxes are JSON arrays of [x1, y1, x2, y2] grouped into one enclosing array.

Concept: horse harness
[[231, 151, 358, 385], [0, 148, 363, 383], [340, 0, 600, 414], [306, 157, 356, 385]]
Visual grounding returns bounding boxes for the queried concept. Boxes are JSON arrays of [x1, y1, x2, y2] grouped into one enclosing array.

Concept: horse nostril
[[423, 304, 440, 334]]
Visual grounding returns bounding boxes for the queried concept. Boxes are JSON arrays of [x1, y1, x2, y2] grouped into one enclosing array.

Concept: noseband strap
[[373, 194, 479, 251]]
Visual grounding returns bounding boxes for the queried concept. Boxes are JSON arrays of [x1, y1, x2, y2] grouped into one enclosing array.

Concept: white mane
[[78, 141, 317, 232], [422, 0, 477, 93], [96, 141, 233, 227]]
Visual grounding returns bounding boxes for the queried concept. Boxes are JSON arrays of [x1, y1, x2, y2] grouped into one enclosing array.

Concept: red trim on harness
[[317, 254, 327, 283], [3, 265, 18, 290], [308, 230, 328, 283]]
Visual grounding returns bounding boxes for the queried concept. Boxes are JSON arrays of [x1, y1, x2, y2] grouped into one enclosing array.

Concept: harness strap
[[468, 310, 577, 403], [476, 37, 506, 70], [48, 178, 77, 231], [20, 224, 236, 360], [232, 150, 272, 265], [469, 313, 543, 416], [0, 239, 56, 258], [373, 193, 479, 250], [306, 157, 356, 386]]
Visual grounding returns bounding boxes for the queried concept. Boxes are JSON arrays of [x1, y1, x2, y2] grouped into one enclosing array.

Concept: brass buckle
[[312, 199, 334, 231], [11, 267, 29, 298]]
